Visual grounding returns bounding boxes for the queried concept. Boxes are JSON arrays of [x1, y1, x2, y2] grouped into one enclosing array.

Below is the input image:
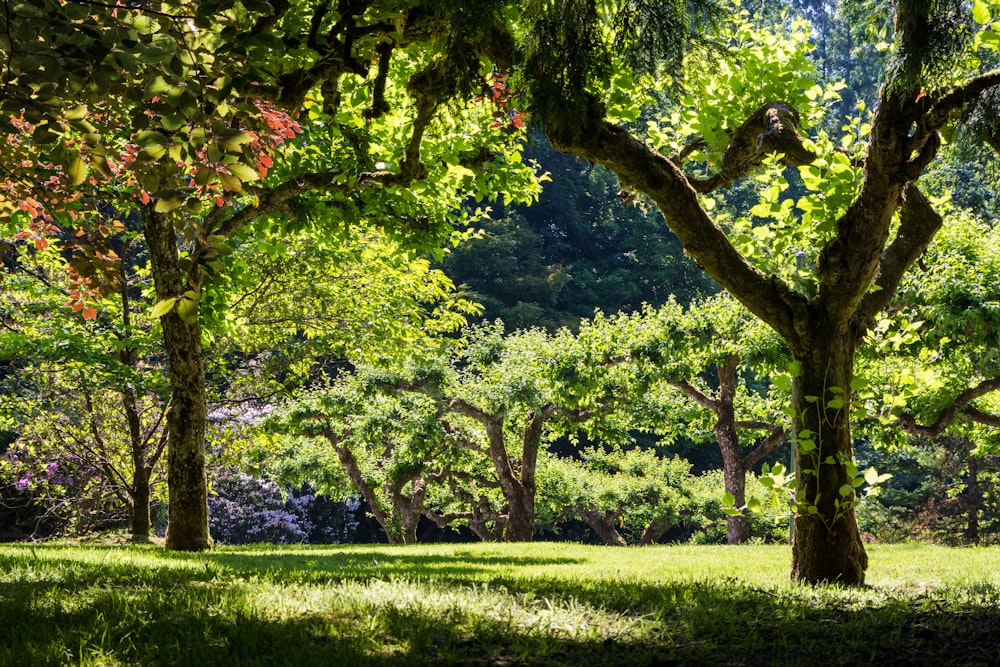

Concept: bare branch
[[742, 425, 787, 471]]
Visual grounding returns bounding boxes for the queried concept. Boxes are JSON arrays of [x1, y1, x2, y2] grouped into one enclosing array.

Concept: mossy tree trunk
[[788, 330, 867, 584], [143, 207, 211, 551]]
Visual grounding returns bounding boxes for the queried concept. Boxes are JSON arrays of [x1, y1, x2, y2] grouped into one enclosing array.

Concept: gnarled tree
[[499, 2, 1000, 582]]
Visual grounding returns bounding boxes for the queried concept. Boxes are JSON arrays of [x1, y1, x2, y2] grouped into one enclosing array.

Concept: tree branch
[[742, 425, 787, 471], [855, 184, 943, 332], [685, 102, 817, 194], [668, 377, 718, 413], [545, 106, 803, 342], [897, 376, 1000, 438]]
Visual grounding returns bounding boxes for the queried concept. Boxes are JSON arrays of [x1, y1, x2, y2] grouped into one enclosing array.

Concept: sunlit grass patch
[[1, 541, 999, 666]]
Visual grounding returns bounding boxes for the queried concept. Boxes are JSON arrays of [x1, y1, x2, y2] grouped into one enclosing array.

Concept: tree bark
[[714, 357, 750, 545], [639, 516, 674, 546], [789, 332, 867, 585], [576, 505, 627, 546], [143, 208, 211, 551], [964, 442, 981, 546]]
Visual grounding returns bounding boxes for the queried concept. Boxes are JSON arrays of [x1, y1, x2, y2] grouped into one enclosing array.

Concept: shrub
[[208, 468, 359, 545]]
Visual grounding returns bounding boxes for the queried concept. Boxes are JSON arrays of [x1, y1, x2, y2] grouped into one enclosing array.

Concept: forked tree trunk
[[393, 477, 427, 545], [144, 208, 212, 551], [790, 333, 867, 585], [450, 400, 547, 542]]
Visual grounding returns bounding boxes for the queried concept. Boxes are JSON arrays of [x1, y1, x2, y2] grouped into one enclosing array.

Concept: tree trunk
[[576, 505, 627, 546], [789, 333, 867, 585], [120, 385, 151, 537], [714, 358, 751, 545], [143, 208, 211, 551], [503, 485, 535, 542], [639, 516, 674, 546], [325, 435, 402, 543], [456, 404, 538, 542], [394, 477, 427, 545], [130, 465, 151, 537], [965, 447, 981, 546], [721, 450, 751, 545]]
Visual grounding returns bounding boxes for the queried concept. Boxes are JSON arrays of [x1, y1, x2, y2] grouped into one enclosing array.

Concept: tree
[[536, 447, 696, 546], [0, 239, 168, 538], [628, 295, 789, 544], [854, 204, 1000, 544], [351, 321, 641, 541], [496, 0, 1000, 583], [278, 372, 500, 544], [0, 0, 539, 550]]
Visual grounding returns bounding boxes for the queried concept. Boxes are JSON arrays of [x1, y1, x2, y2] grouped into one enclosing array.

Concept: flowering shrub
[[208, 468, 359, 545], [0, 438, 134, 537]]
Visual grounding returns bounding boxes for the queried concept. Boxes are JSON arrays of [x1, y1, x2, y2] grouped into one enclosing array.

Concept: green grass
[[1, 541, 998, 666]]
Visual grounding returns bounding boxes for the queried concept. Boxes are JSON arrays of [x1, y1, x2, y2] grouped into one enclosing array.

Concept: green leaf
[[218, 130, 254, 152], [151, 298, 177, 318], [225, 162, 260, 182], [974, 0, 991, 24], [722, 492, 736, 507], [63, 105, 88, 121], [177, 298, 199, 324], [64, 151, 88, 186], [154, 190, 187, 213]]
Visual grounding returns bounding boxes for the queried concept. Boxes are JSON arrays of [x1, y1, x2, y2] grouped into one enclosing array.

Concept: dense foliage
[[2, 1, 1000, 596]]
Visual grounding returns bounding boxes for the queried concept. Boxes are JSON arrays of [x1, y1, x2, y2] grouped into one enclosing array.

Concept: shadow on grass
[[1, 546, 999, 666]]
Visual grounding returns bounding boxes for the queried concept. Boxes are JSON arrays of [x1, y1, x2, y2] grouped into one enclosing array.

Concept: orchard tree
[[537, 447, 696, 546], [377, 321, 640, 541], [621, 295, 789, 544], [277, 372, 501, 544], [854, 205, 1000, 543], [495, 1, 1000, 583], [0, 0, 539, 549]]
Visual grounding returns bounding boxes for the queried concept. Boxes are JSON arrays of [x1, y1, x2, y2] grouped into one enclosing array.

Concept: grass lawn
[[1, 540, 998, 666]]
